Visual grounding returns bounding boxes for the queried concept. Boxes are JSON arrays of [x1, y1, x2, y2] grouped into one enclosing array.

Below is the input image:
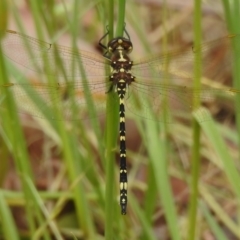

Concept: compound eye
[[107, 39, 118, 51]]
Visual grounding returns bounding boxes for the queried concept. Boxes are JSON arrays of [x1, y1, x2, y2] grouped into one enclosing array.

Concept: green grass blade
[[105, 1, 121, 240], [200, 202, 228, 240], [194, 108, 240, 196], [0, 191, 20, 240], [200, 186, 240, 238], [187, 0, 202, 238], [144, 120, 181, 240]]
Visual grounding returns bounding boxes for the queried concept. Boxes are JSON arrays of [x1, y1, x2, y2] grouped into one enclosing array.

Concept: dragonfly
[[1, 30, 239, 214]]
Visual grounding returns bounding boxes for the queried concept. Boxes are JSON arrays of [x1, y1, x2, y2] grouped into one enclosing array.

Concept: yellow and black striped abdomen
[[117, 84, 128, 214]]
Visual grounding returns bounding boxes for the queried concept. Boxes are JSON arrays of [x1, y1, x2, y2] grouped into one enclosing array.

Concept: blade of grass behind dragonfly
[[137, 104, 181, 240], [0, 191, 19, 240], [0, 0, 9, 200], [42, 2, 97, 236], [10, 3, 65, 132], [199, 186, 240, 239], [104, 1, 121, 240], [69, 13, 107, 217], [146, 5, 180, 239], [226, 2, 240, 157], [187, 1, 202, 239], [4, 62, 60, 140], [22, 175, 62, 240], [129, 193, 157, 240], [0, 33, 37, 236], [54, 2, 101, 234], [73, 1, 109, 235], [193, 107, 240, 199], [127, 5, 180, 238], [200, 201, 228, 240], [129, 38, 180, 239], [5, 3, 59, 239], [46, 1, 106, 234], [9, 4, 64, 134], [11, 1, 97, 236]]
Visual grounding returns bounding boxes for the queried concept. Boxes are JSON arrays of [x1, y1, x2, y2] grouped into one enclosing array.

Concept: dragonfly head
[[107, 37, 133, 54]]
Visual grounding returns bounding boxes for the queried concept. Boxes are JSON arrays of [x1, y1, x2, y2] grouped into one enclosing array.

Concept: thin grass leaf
[[0, 191, 19, 240]]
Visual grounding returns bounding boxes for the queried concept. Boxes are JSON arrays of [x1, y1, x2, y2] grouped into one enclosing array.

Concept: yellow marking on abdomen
[[120, 136, 125, 141]]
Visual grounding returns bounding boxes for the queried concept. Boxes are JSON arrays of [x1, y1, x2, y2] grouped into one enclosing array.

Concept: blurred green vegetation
[[0, 0, 239, 240]]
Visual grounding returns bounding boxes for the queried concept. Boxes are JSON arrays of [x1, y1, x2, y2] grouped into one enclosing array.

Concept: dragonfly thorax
[[109, 37, 135, 88], [111, 57, 133, 71]]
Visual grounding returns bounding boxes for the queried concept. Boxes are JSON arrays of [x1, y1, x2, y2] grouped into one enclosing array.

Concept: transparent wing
[[128, 34, 239, 123], [1, 30, 110, 79], [0, 81, 118, 121], [0, 30, 115, 121], [132, 34, 236, 82], [1, 31, 239, 123], [126, 80, 238, 123]]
